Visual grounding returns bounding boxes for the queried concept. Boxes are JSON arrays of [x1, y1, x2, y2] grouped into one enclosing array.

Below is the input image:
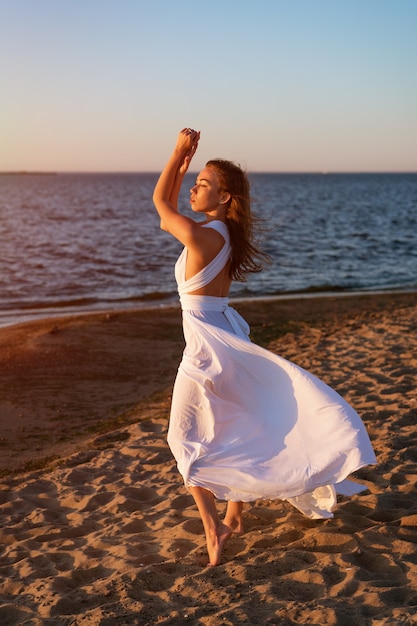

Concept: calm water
[[1, 172, 416, 326]]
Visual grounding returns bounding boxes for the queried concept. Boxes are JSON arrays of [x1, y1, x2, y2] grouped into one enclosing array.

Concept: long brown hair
[[206, 159, 268, 282]]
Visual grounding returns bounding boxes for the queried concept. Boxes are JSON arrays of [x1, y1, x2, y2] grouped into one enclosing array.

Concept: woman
[[153, 128, 376, 567]]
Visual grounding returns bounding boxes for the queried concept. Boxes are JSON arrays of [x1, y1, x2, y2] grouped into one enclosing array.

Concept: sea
[[1, 172, 416, 327]]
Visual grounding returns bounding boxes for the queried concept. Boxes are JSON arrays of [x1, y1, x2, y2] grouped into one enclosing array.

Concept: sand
[[0, 292, 416, 625]]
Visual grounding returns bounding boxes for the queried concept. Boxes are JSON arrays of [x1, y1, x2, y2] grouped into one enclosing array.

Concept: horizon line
[[1, 169, 417, 176]]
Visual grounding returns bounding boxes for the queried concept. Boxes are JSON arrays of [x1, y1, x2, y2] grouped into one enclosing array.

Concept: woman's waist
[[180, 295, 251, 339], [179, 294, 229, 312]]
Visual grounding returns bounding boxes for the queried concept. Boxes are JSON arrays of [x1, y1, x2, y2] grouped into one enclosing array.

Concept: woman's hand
[[175, 127, 200, 153], [177, 128, 200, 174]]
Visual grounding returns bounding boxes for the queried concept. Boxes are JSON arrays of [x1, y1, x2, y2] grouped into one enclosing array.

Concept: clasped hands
[[176, 128, 200, 174]]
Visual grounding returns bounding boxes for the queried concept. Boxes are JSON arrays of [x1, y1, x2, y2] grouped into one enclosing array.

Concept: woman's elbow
[[160, 219, 169, 232]]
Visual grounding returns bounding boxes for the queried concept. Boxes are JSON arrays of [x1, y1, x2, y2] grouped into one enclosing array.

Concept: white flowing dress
[[168, 220, 376, 519]]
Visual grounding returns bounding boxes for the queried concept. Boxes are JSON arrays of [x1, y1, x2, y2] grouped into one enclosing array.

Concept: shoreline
[[1, 290, 417, 623], [1, 286, 416, 331]]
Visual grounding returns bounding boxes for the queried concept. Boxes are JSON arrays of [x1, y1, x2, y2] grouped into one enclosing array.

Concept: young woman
[[153, 128, 376, 567]]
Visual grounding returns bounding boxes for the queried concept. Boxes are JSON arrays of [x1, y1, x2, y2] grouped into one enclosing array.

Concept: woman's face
[[189, 167, 225, 215]]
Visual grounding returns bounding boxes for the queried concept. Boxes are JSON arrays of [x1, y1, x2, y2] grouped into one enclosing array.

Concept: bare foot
[[223, 501, 244, 534], [223, 516, 244, 534], [206, 522, 233, 566]]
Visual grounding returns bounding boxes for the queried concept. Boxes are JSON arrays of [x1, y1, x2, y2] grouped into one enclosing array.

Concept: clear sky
[[1, 0, 416, 172]]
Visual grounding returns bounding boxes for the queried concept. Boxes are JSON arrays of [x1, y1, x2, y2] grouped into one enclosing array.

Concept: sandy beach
[[1, 292, 416, 625]]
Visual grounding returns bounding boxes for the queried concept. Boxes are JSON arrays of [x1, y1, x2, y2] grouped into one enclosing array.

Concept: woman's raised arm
[[153, 128, 200, 245]]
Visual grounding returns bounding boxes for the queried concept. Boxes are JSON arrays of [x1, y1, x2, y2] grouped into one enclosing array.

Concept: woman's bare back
[[185, 225, 232, 297]]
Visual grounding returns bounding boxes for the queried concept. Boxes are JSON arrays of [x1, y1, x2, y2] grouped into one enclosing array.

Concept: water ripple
[[1, 172, 416, 324]]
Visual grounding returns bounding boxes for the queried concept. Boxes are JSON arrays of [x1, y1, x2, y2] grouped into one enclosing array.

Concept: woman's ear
[[220, 192, 231, 205]]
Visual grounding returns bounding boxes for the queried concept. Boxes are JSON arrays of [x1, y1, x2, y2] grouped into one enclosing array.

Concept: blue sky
[[1, 0, 416, 172]]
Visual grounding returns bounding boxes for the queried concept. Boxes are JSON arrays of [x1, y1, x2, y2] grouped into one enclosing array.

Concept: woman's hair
[[206, 159, 269, 282]]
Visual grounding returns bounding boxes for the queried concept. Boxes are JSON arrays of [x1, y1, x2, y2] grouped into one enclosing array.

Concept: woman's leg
[[224, 501, 244, 533], [189, 486, 233, 566]]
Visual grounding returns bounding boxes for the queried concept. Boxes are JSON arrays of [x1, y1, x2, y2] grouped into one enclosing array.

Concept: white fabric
[[168, 220, 376, 519]]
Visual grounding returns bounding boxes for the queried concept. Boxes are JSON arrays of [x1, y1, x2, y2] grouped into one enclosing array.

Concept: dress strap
[[177, 221, 231, 296]]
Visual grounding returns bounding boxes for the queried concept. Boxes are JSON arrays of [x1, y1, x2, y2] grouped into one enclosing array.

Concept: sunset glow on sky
[[1, 0, 416, 172]]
